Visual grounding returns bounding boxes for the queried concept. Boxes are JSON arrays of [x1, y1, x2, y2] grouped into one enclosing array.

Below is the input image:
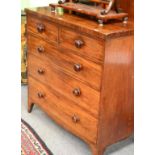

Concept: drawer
[[28, 53, 100, 118], [27, 14, 58, 43], [28, 76, 98, 143], [59, 27, 104, 62], [27, 34, 102, 90]]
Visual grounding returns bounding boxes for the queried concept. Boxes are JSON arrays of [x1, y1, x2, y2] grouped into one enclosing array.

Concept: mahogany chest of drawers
[[25, 7, 134, 155]]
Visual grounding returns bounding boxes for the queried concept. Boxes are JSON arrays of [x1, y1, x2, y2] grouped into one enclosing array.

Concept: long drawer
[[59, 27, 104, 63], [28, 76, 98, 143], [27, 14, 58, 43], [27, 34, 102, 91], [28, 53, 100, 118]]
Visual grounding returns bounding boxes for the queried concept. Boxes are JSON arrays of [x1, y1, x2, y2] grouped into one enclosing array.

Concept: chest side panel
[[97, 35, 134, 148]]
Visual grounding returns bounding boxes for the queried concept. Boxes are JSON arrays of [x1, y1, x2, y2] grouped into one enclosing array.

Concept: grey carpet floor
[[21, 85, 134, 155]]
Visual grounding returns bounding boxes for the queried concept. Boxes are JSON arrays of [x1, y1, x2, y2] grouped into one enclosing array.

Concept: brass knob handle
[[37, 68, 45, 74], [37, 23, 45, 33], [37, 46, 44, 53], [75, 39, 84, 48], [37, 92, 45, 98], [72, 115, 80, 123], [73, 88, 81, 96], [73, 64, 83, 72]]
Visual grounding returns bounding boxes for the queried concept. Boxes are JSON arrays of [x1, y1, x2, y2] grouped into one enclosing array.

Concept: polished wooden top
[[25, 7, 134, 39]]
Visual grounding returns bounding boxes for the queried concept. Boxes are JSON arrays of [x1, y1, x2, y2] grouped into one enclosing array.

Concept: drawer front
[[28, 53, 100, 118], [28, 76, 98, 143], [27, 15, 58, 43], [27, 34, 102, 91], [59, 28, 104, 62]]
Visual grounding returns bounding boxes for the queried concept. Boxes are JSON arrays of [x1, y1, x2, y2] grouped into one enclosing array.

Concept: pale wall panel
[[21, 0, 58, 10]]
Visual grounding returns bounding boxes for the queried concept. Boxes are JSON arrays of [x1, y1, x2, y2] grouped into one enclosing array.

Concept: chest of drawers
[[26, 7, 134, 155]]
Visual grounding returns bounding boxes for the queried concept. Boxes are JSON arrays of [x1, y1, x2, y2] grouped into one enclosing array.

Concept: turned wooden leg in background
[[28, 102, 34, 113]]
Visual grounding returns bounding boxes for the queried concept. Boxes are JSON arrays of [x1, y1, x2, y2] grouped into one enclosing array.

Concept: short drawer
[[27, 34, 102, 90], [27, 14, 58, 43], [28, 53, 100, 118], [29, 76, 98, 143], [59, 27, 104, 62]]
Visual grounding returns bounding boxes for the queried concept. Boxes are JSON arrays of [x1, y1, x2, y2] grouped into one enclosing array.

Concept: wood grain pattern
[[27, 14, 58, 43], [28, 76, 98, 144], [25, 7, 134, 40], [59, 27, 105, 62], [118, 0, 134, 20], [27, 34, 102, 90], [28, 52, 100, 118], [25, 4, 134, 155], [97, 35, 134, 150], [50, 2, 128, 21]]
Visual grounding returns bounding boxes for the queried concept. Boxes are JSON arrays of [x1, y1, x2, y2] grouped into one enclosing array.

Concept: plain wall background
[[21, 0, 58, 10]]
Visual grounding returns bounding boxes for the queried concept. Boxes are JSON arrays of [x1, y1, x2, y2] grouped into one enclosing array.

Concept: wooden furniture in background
[[25, 4, 134, 155], [112, 0, 134, 20], [21, 13, 27, 84], [50, 0, 129, 24]]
